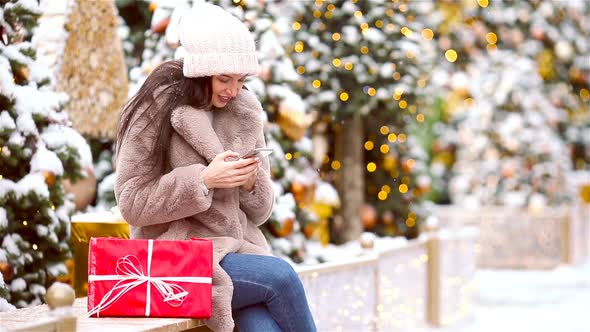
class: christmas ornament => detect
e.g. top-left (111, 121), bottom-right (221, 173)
top-left (360, 204), bottom-right (377, 230)
top-left (152, 17), bottom-right (170, 34)
top-left (46, 282), bottom-right (75, 309)
top-left (291, 181), bottom-right (305, 203)
top-left (581, 184), bottom-right (590, 204)
top-left (303, 222), bottom-right (316, 239)
top-left (43, 171), bottom-right (56, 187)
top-left (62, 166), bottom-right (97, 211)
top-left (269, 218), bottom-right (295, 238)
top-left (149, 2), bottom-right (158, 12)
top-left (277, 106), bottom-right (314, 142)
top-left (0, 262), bottom-right (12, 281)
top-left (382, 210), bottom-right (394, 225)
top-left (17, 66), bottom-right (29, 81)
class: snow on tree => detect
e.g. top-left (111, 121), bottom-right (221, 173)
top-left (0, 0), bottom-right (90, 308)
top-left (290, 0), bottom-right (437, 239)
top-left (447, 51), bottom-right (572, 209)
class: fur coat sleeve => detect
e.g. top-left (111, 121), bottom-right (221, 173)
top-left (114, 104), bottom-right (214, 227)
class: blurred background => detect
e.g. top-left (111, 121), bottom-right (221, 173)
top-left (0, 0), bottom-right (589, 331)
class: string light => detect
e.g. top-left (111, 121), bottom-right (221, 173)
top-left (331, 160), bottom-right (341, 170)
top-left (445, 49), bottom-right (458, 62)
top-left (400, 27), bottom-right (412, 36)
top-left (399, 184), bottom-right (408, 193)
top-left (421, 28), bottom-right (434, 40)
top-left (477, 0), bottom-right (489, 8)
top-left (367, 162), bottom-right (377, 172)
top-left (365, 141), bottom-right (375, 150)
top-left (486, 32), bottom-right (497, 44)
top-left (294, 41), bottom-right (304, 53)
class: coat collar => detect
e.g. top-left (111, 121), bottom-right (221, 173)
top-left (170, 89), bottom-right (263, 162)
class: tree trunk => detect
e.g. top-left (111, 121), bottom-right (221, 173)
top-left (338, 112), bottom-right (364, 242)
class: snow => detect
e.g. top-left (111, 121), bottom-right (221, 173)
top-left (0, 208), bottom-right (6, 229)
top-left (422, 263), bottom-right (590, 332)
top-left (46, 262), bottom-right (67, 277)
top-left (30, 143), bottom-right (64, 176)
top-left (41, 125), bottom-right (93, 168)
top-left (0, 111), bottom-right (15, 130)
top-left (10, 278), bottom-right (26, 292)
top-left (29, 283), bottom-right (46, 296)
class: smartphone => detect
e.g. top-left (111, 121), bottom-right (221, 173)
top-left (240, 148), bottom-right (274, 159)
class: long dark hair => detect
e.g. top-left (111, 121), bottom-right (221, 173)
top-left (115, 59), bottom-right (212, 176)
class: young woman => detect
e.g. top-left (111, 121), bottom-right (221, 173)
top-left (114, 3), bottom-right (316, 332)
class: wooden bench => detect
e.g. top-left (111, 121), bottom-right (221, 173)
top-left (0, 297), bottom-right (210, 332)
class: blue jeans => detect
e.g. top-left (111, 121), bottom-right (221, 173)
top-left (220, 253), bottom-right (317, 332)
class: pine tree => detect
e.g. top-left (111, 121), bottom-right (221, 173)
top-left (290, 0), bottom-right (437, 239)
top-left (0, 0), bottom-right (89, 308)
top-left (448, 51), bottom-right (571, 208)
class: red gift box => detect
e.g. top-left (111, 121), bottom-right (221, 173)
top-left (87, 237), bottom-right (212, 318)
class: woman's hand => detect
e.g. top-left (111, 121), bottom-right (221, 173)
top-left (240, 162), bottom-right (259, 192)
top-left (201, 151), bottom-right (259, 189)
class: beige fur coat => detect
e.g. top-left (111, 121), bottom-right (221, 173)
top-left (115, 89), bottom-right (274, 332)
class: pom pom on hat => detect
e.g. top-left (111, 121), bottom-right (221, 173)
top-left (179, 2), bottom-right (260, 78)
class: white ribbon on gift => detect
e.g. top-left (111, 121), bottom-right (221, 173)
top-left (87, 239), bottom-right (212, 317)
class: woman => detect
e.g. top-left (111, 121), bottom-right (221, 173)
top-left (114, 3), bottom-right (316, 332)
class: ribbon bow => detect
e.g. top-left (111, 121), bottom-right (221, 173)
top-left (87, 240), bottom-right (211, 317)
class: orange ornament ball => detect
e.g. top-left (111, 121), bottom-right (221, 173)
top-left (269, 219), bottom-right (295, 238)
top-left (360, 204), bottom-right (377, 230)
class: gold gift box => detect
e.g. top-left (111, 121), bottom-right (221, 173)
top-left (70, 208), bottom-right (129, 297)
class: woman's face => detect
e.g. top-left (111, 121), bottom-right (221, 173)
top-left (211, 74), bottom-right (247, 108)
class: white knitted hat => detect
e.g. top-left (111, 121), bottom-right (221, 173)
top-left (178, 3), bottom-right (260, 78)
